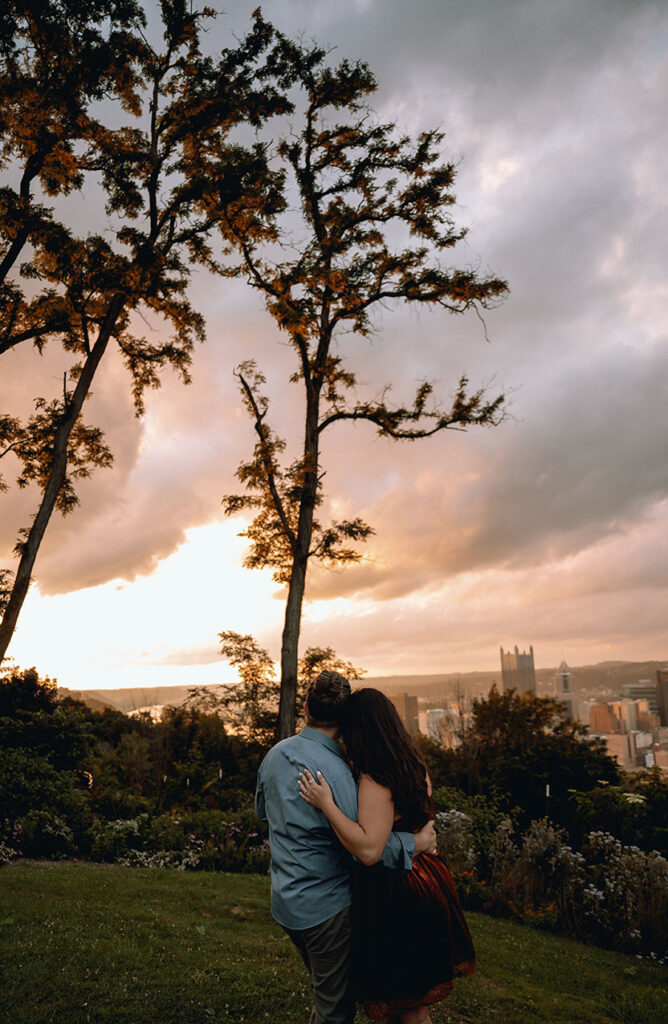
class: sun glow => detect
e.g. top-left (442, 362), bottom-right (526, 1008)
top-left (8, 520), bottom-right (283, 691)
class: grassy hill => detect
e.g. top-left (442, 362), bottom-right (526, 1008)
top-left (1, 863), bottom-right (665, 1024)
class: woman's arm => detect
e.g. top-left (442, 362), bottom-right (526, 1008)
top-left (299, 768), bottom-right (394, 866)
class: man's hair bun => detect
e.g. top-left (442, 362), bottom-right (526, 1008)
top-left (305, 669), bottom-right (351, 725)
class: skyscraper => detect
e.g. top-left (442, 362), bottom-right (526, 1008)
top-left (500, 645), bottom-right (536, 694)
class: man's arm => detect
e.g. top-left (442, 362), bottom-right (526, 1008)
top-left (255, 770), bottom-right (267, 822)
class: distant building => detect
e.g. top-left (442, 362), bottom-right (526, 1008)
top-left (635, 699), bottom-right (661, 734)
top-left (619, 698), bottom-right (638, 733)
top-left (621, 680), bottom-right (659, 716)
top-left (653, 744), bottom-right (668, 770)
top-left (425, 708), bottom-right (447, 743)
top-left (589, 702), bottom-right (617, 733)
top-left (553, 660), bottom-right (575, 722)
top-left (604, 732), bottom-right (636, 769)
top-left (422, 705), bottom-right (466, 749)
top-left (500, 645), bottom-right (536, 694)
top-left (656, 669), bottom-right (668, 726)
top-left (392, 692), bottom-right (419, 738)
top-left (634, 731), bottom-right (653, 750)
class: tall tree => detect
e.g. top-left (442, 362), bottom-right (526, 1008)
top-left (222, 47), bottom-right (509, 739)
top-left (0, 1), bottom-right (293, 660)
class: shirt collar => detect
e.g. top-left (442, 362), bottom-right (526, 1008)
top-left (299, 726), bottom-right (347, 761)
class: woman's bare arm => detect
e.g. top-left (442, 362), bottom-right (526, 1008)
top-left (299, 769), bottom-right (394, 866)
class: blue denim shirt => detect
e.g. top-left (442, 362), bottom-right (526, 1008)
top-left (255, 726), bottom-right (415, 930)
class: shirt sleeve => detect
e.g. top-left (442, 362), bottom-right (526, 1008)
top-left (378, 829), bottom-right (415, 871)
top-left (329, 765), bottom-right (414, 872)
top-left (255, 768), bottom-right (267, 822)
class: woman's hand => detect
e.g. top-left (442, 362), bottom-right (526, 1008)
top-left (299, 768), bottom-right (334, 812)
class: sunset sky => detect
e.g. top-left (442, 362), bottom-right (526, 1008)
top-left (2, 0), bottom-right (667, 691)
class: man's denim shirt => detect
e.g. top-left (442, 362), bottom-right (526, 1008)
top-left (255, 726), bottom-right (415, 930)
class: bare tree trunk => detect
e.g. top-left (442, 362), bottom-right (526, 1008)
top-left (0, 297), bottom-right (123, 663)
top-left (276, 385), bottom-right (321, 740)
top-left (277, 549), bottom-right (308, 739)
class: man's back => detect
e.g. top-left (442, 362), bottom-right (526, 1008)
top-left (256, 727), bottom-right (357, 930)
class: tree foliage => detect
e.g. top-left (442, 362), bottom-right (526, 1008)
top-left (221, 43), bottom-right (509, 737)
top-left (0, 666), bottom-right (94, 824)
top-left (0, 1), bottom-right (296, 661)
top-left (448, 686), bottom-right (620, 828)
top-left (212, 633), bottom-right (365, 743)
top-left (214, 630), bottom-right (279, 745)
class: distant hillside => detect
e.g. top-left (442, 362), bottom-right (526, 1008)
top-left (376, 661), bottom-right (668, 701)
top-left (57, 659), bottom-right (668, 713)
top-left (57, 684), bottom-right (229, 713)
top-left (57, 689), bottom-right (121, 711)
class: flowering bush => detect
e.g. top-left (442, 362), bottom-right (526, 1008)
top-left (117, 848), bottom-right (203, 870)
top-left (89, 816), bottom-right (146, 862)
top-left (434, 809), bottom-right (476, 875)
top-left (438, 806), bottom-right (668, 956)
top-left (86, 808), bottom-right (271, 874)
top-left (432, 786), bottom-right (511, 873)
top-left (580, 831), bottom-right (668, 955)
top-left (0, 819), bottom-right (22, 865)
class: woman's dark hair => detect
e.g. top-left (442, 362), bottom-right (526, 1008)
top-left (305, 669), bottom-right (351, 726)
top-left (340, 688), bottom-right (429, 826)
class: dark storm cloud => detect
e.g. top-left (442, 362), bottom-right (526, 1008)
top-left (308, 338), bottom-right (668, 599)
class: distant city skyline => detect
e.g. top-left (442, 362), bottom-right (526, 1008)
top-left (2, 0), bottom-right (668, 691)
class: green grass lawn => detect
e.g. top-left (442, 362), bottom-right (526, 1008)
top-left (0, 862), bottom-right (665, 1024)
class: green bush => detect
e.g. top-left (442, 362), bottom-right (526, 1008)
top-left (146, 808), bottom-right (270, 874)
top-left (89, 816), bottom-right (146, 862)
top-left (85, 807), bottom-right (270, 874)
top-left (19, 810), bottom-right (76, 860)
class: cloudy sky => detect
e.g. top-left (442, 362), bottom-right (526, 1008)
top-left (3, 0), bottom-right (667, 689)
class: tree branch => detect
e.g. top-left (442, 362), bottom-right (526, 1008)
top-left (237, 370), bottom-right (296, 552)
top-left (318, 406), bottom-right (469, 438)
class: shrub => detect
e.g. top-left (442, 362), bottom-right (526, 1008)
top-left (580, 831), bottom-right (668, 956)
top-left (0, 819), bottom-right (23, 863)
top-left (434, 809), bottom-right (476, 875)
top-left (87, 808), bottom-right (271, 874)
top-left (0, 841), bottom-right (16, 866)
top-left (117, 849), bottom-right (203, 870)
top-left (19, 810), bottom-right (76, 859)
top-left (453, 816), bottom-right (667, 956)
top-left (433, 786), bottom-right (511, 876)
top-left (89, 816), bottom-right (146, 862)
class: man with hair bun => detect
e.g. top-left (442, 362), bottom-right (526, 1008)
top-left (256, 669), bottom-right (437, 1024)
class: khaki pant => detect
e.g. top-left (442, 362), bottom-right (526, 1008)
top-left (284, 906), bottom-right (355, 1024)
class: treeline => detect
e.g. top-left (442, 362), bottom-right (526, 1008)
top-left (0, 667), bottom-right (270, 870)
top-left (2, 667), bottom-right (668, 860)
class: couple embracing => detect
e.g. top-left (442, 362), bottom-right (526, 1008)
top-left (255, 670), bottom-right (476, 1024)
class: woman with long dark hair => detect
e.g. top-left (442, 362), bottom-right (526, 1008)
top-left (299, 688), bottom-right (475, 1024)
